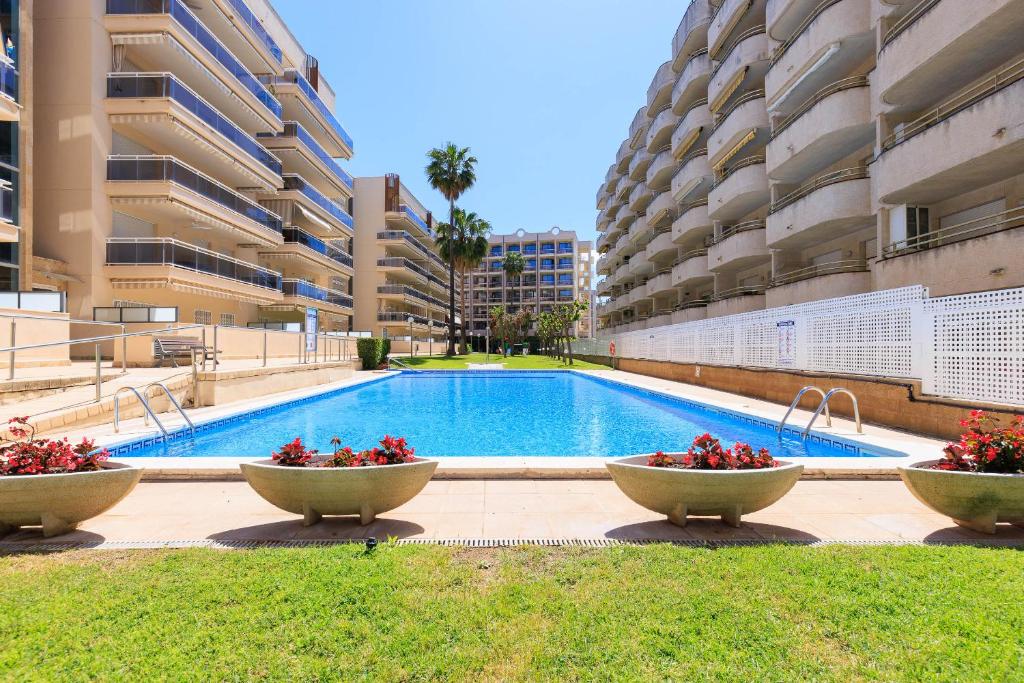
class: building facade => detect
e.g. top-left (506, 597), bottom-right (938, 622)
top-left (596, 0), bottom-right (1024, 332)
top-left (462, 229), bottom-right (592, 336)
top-left (0, 0), bottom-right (28, 297)
top-left (351, 174), bottom-right (454, 350)
top-left (32, 0), bottom-right (355, 330)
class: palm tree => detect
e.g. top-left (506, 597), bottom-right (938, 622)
top-left (502, 251), bottom-right (525, 289)
top-left (435, 208), bottom-right (491, 354)
top-left (426, 143), bottom-right (478, 355)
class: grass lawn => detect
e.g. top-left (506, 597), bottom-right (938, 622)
top-left (2, 545), bottom-right (1023, 681)
top-left (400, 351), bottom-right (608, 370)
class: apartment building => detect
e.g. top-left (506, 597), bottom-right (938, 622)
top-left (596, 0), bottom-right (1024, 332)
top-left (0, 1), bottom-right (28, 298)
top-left (32, 0), bottom-right (355, 331)
top-left (351, 174), bottom-right (454, 350)
top-left (462, 229), bottom-right (593, 335)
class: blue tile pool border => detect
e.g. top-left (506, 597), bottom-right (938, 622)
top-left (104, 370), bottom-right (906, 459)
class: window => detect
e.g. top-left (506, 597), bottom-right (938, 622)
top-left (194, 309), bottom-right (212, 325)
top-left (219, 313), bottom-right (236, 326)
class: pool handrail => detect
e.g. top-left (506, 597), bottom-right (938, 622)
top-left (777, 386), bottom-right (830, 438)
top-left (803, 388), bottom-right (862, 437)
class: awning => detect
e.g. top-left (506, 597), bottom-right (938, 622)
top-left (710, 66), bottom-right (748, 114)
top-left (713, 129), bottom-right (756, 172)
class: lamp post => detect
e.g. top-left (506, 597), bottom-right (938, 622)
top-left (407, 315), bottom-right (414, 357)
top-left (485, 324), bottom-right (490, 363)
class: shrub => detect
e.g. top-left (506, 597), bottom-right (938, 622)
top-left (646, 433), bottom-right (777, 470)
top-left (0, 417), bottom-right (109, 476)
top-left (356, 337), bottom-right (391, 369)
top-left (272, 435), bottom-right (416, 468)
top-left (932, 411), bottom-right (1024, 474)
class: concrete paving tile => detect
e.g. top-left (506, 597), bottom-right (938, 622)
top-left (483, 513), bottom-right (554, 538)
top-left (485, 493), bottom-right (545, 514)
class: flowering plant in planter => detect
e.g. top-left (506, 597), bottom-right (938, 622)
top-left (271, 435), bottom-right (416, 468)
top-left (0, 417), bottom-right (109, 477)
top-left (932, 411), bottom-right (1024, 474)
top-left (647, 433), bottom-right (778, 470)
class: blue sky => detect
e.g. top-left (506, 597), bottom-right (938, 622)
top-left (270, 0), bottom-right (683, 243)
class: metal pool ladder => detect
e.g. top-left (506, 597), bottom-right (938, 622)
top-left (113, 382), bottom-right (195, 436)
top-left (777, 386), bottom-right (831, 438)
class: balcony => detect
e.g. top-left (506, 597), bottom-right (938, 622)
top-left (671, 148), bottom-right (714, 203)
top-left (257, 121), bottom-right (353, 198)
top-left (672, 0), bottom-right (713, 69)
top-left (105, 73), bottom-right (282, 190)
top-left (615, 138), bottom-right (635, 173)
top-left (708, 221), bottom-right (770, 271)
top-left (875, 59), bottom-right (1024, 205)
top-left (877, 0), bottom-right (1024, 113)
top-left (671, 301), bottom-right (709, 324)
top-left (672, 98), bottom-right (712, 159)
top-left (767, 76), bottom-right (871, 182)
top-left (646, 107), bottom-right (680, 153)
top-left (629, 106), bottom-right (650, 150)
top-left (645, 230), bottom-right (677, 262)
top-left (273, 174), bottom-right (354, 233)
top-left (767, 261), bottom-right (870, 307)
top-left (672, 49), bottom-right (712, 115)
top-left (629, 215), bottom-right (652, 245)
top-left (646, 269), bottom-right (676, 298)
top-left (708, 156), bottom-right (769, 221)
top-left (765, 0), bottom-right (873, 110)
top-left (281, 279), bottom-right (353, 313)
top-left (709, 0), bottom-right (767, 58)
top-left (105, 237), bottom-right (283, 303)
top-left (614, 207), bottom-right (638, 234)
top-left (105, 0), bottom-right (282, 131)
top-left (707, 90), bottom-right (768, 168)
top-left (376, 231), bottom-right (448, 273)
top-left (628, 182), bottom-right (654, 214)
top-left (672, 249), bottom-right (713, 287)
top-left (386, 204), bottom-right (433, 238)
top-left (628, 252), bottom-right (655, 278)
top-left (0, 182), bottom-right (16, 242)
top-left (708, 29), bottom-right (770, 114)
top-left (377, 284), bottom-right (446, 311)
top-left (184, 0), bottom-right (283, 75)
top-left (647, 190), bottom-right (678, 228)
top-left (377, 311), bottom-right (432, 328)
top-left (672, 200), bottom-right (712, 246)
top-left (883, 205), bottom-right (1024, 259)
top-left (707, 286), bottom-right (766, 317)
top-left (628, 149), bottom-right (653, 181)
top-left (0, 59), bottom-right (16, 121)
top-left (767, 167), bottom-right (871, 249)
top-left (261, 227), bottom-right (353, 275)
top-left (106, 155), bottom-right (283, 246)
top-left (647, 61), bottom-right (676, 113)
top-left (262, 69), bottom-right (354, 158)
top-left (646, 149), bottom-right (681, 190)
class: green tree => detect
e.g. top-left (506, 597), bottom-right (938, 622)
top-left (489, 305), bottom-right (532, 358)
top-left (552, 298), bottom-right (590, 365)
top-left (502, 251), bottom-right (525, 289)
top-left (435, 208), bottom-right (491, 354)
top-left (426, 143), bottom-right (478, 356)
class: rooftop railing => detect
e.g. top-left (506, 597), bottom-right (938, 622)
top-left (105, 0), bottom-right (282, 118)
top-left (771, 259), bottom-right (868, 286)
top-left (771, 76), bottom-right (869, 139)
top-left (259, 122), bottom-right (353, 189)
top-left (882, 206), bottom-right (1024, 258)
top-left (263, 69), bottom-right (354, 152)
top-left (282, 174), bottom-right (353, 229)
top-left (769, 166), bottom-right (869, 214)
top-left (106, 237), bottom-right (282, 290)
top-left (282, 227), bottom-right (352, 268)
top-left (106, 155), bottom-right (283, 235)
top-left (282, 279), bottom-right (353, 308)
top-left (107, 73), bottom-right (282, 176)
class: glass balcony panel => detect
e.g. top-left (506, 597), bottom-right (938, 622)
top-left (224, 0), bottom-right (283, 63)
top-left (106, 237), bottom-right (282, 290)
top-left (258, 121), bottom-right (352, 189)
top-left (263, 69), bottom-right (353, 152)
top-left (283, 227), bottom-right (353, 267)
top-left (282, 174), bottom-right (353, 229)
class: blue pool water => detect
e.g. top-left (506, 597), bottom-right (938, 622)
top-left (112, 371), bottom-right (897, 459)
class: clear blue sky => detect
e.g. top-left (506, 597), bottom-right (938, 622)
top-left (270, 0), bottom-right (683, 243)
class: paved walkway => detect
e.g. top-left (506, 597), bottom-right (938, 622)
top-left (3, 480), bottom-right (1022, 547)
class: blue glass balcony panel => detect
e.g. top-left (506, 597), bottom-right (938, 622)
top-left (258, 121), bottom-right (353, 190)
top-left (282, 174), bottom-right (353, 229)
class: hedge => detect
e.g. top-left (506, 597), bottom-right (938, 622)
top-left (356, 338), bottom-right (391, 369)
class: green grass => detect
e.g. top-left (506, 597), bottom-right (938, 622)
top-left (2, 545), bottom-right (1023, 681)
top-left (400, 351), bottom-right (608, 370)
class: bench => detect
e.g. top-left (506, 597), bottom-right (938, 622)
top-left (153, 336), bottom-right (215, 368)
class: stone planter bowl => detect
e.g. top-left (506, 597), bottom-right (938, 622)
top-left (0, 463), bottom-right (142, 537)
top-left (606, 455), bottom-right (804, 527)
top-left (899, 460), bottom-right (1024, 534)
top-left (240, 458), bottom-right (438, 526)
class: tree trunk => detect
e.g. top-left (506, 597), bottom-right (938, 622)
top-left (446, 198), bottom-right (457, 356)
top-left (459, 268), bottom-right (468, 355)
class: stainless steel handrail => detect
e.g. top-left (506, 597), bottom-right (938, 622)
top-left (804, 387), bottom-right (862, 437)
top-left (113, 386), bottom-right (169, 436)
top-left (777, 386), bottom-right (831, 437)
top-left (145, 381), bottom-right (195, 433)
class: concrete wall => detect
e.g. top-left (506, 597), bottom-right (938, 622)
top-left (0, 309), bottom-right (71, 368)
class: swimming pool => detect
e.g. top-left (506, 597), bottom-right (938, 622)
top-left (109, 371), bottom-right (901, 459)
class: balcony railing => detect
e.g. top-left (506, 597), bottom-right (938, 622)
top-left (258, 122), bottom-right (353, 189)
top-left (378, 311), bottom-right (431, 326)
top-left (771, 76), bottom-right (869, 139)
top-left (376, 230), bottom-right (447, 270)
top-left (107, 155), bottom-right (283, 235)
top-left (709, 25), bottom-right (766, 82)
top-left (105, 0), bottom-right (282, 118)
top-left (398, 204), bottom-right (432, 237)
top-left (769, 0), bottom-right (844, 67)
top-left (710, 88), bottom-right (765, 133)
top-left (882, 206), bottom-right (1024, 258)
top-left (713, 154), bottom-right (765, 186)
top-left (377, 284), bottom-right (445, 309)
top-left (263, 69), bottom-right (354, 152)
top-left (712, 284), bottom-right (767, 300)
top-left (282, 174), bottom-right (353, 229)
top-left (282, 227), bottom-right (352, 268)
top-left (0, 60), bottom-right (16, 102)
top-left (106, 73), bottom-right (282, 175)
top-left (224, 0), bottom-right (283, 62)
top-left (282, 279), bottom-right (353, 308)
top-left (769, 166), bottom-right (869, 214)
top-left (881, 0), bottom-right (941, 48)
top-left (377, 257), bottom-right (448, 290)
top-left (0, 183), bottom-right (13, 224)
top-left (880, 56), bottom-right (1024, 152)
top-left (106, 237), bottom-right (282, 290)
top-left (772, 259), bottom-right (868, 286)
top-left (714, 219), bottom-right (765, 243)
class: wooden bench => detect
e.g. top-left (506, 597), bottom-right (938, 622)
top-left (153, 336), bottom-right (215, 368)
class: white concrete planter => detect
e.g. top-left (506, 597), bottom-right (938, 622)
top-left (240, 458), bottom-right (438, 526)
top-left (899, 460), bottom-right (1024, 534)
top-left (606, 455), bottom-right (803, 527)
top-left (0, 463), bottom-right (142, 537)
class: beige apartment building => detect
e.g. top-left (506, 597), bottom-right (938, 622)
top-left (351, 174), bottom-right (455, 350)
top-left (30, 0), bottom-right (355, 331)
top-left (461, 229), bottom-right (593, 338)
top-left (596, 0), bottom-right (1024, 332)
